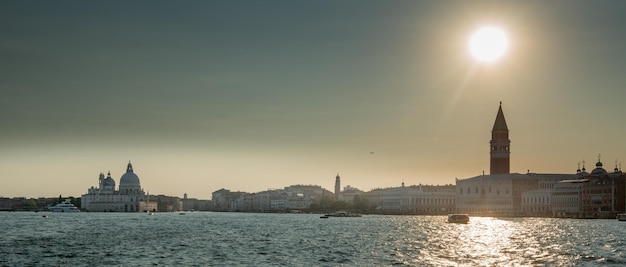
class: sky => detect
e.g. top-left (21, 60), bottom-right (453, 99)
top-left (2, 1), bottom-right (626, 199)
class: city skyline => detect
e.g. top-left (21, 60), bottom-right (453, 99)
top-left (2, 1), bottom-right (626, 199)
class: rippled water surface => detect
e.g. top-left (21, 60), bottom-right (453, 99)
top-left (1, 212), bottom-right (626, 266)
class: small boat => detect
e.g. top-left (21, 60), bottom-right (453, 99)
top-left (617, 214), bottom-right (626, 221)
top-left (48, 199), bottom-right (80, 212)
top-left (320, 215), bottom-right (329, 219)
top-left (448, 214), bottom-right (469, 224)
top-left (325, 211), bottom-right (362, 217)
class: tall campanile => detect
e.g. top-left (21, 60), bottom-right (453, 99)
top-left (334, 173), bottom-right (341, 200)
top-left (490, 102), bottom-right (510, 174)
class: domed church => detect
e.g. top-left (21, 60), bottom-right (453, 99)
top-left (82, 161), bottom-right (157, 212)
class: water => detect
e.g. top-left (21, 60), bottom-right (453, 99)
top-left (1, 212), bottom-right (626, 266)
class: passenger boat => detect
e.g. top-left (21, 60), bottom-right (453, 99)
top-left (616, 214), bottom-right (626, 221)
top-left (324, 211), bottom-right (362, 217)
top-left (48, 199), bottom-right (80, 212)
top-left (447, 214), bottom-right (469, 224)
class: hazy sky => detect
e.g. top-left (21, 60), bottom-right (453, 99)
top-left (2, 1), bottom-right (626, 199)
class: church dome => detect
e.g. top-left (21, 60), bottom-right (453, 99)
top-left (103, 172), bottom-right (116, 187)
top-left (104, 177), bottom-right (115, 187)
top-left (591, 161), bottom-right (608, 175)
top-left (119, 162), bottom-right (140, 186)
top-left (120, 172), bottom-right (140, 185)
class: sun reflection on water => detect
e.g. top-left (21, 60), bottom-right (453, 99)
top-left (423, 216), bottom-right (612, 266)
top-left (456, 217), bottom-right (517, 265)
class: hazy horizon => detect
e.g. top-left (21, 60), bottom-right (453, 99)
top-left (3, 1), bottom-right (626, 199)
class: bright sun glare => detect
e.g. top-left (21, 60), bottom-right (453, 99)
top-left (469, 26), bottom-right (508, 62)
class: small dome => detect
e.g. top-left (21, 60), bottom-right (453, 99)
top-left (596, 161), bottom-right (603, 168)
top-left (103, 172), bottom-right (116, 187)
top-left (103, 177), bottom-right (116, 187)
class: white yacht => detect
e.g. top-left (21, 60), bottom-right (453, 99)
top-left (48, 199), bottom-right (80, 212)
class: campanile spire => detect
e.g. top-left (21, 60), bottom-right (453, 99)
top-left (490, 102), bottom-right (510, 174)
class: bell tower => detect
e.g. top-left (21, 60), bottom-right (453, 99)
top-left (334, 173), bottom-right (341, 200)
top-left (490, 102), bottom-right (510, 174)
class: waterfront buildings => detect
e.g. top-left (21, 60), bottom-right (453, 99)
top-left (181, 193), bottom-right (212, 211)
top-left (456, 172), bottom-right (577, 215)
top-left (0, 197), bottom-right (60, 211)
top-left (525, 162), bottom-right (626, 218)
top-left (338, 185), bottom-right (363, 204)
top-left (455, 104), bottom-right (625, 217)
top-left (81, 162), bottom-right (157, 212)
top-left (65, 104), bottom-right (624, 217)
top-left (551, 179), bottom-right (586, 217)
top-left (362, 183), bottom-right (456, 215)
top-left (151, 194), bottom-right (184, 212)
top-left (206, 103), bottom-right (626, 217)
top-left (212, 185), bottom-right (333, 212)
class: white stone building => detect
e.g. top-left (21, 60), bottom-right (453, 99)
top-left (551, 179), bottom-right (586, 218)
top-left (362, 183), bottom-right (456, 215)
top-left (457, 173), bottom-right (578, 215)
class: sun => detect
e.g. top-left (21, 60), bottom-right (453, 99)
top-left (469, 26), bottom-right (508, 62)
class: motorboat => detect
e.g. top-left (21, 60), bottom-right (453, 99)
top-left (48, 199), bottom-right (80, 212)
top-left (447, 214), bottom-right (469, 224)
top-left (617, 214), bottom-right (626, 221)
top-left (324, 211), bottom-right (362, 217)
